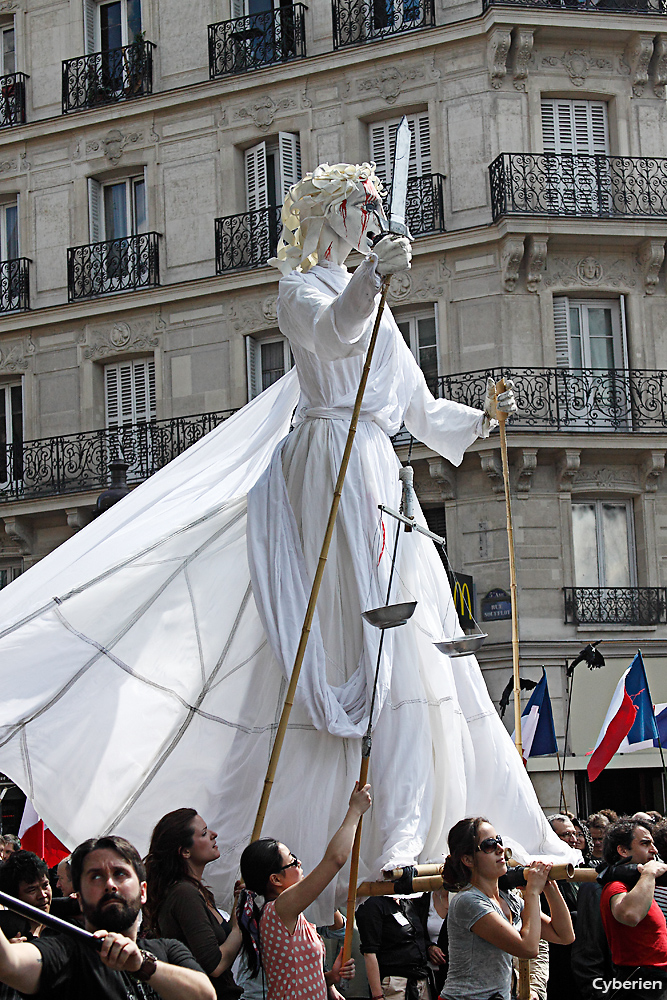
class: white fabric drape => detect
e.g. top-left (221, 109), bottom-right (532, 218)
top-left (0, 259), bottom-right (573, 923)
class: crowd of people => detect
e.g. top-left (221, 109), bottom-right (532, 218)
top-left (0, 802), bottom-right (663, 999)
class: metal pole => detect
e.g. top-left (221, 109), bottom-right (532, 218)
top-left (251, 279), bottom-right (391, 842)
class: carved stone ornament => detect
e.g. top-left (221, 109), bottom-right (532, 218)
top-left (479, 449), bottom-right (504, 495)
top-left (526, 236), bottom-right (548, 293)
top-left (428, 457), bottom-right (456, 501)
top-left (544, 254), bottom-right (638, 291)
top-left (86, 129), bottom-right (143, 164)
top-left (541, 50), bottom-right (612, 87)
top-left (625, 34), bottom-right (654, 97)
top-left (638, 238), bottom-right (666, 294)
top-left (641, 450), bottom-right (666, 492)
top-left (82, 321), bottom-right (159, 360)
top-left (557, 449), bottom-right (581, 492)
top-left (262, 296), bottom-right (278, 323)
top-left (653, 35), bottom-right (667, 98)
top-left (571, 466), bottom-right (639, 492)
top-left (234, 96), bottom-right (296, 131)
top-left (2, 516), bottom-right (33, 555)
top-left (513, 29), bottom-right (534, 92)
top-left (356, 65), bottom-right (424, 104)
top-left (229, 294), bottom-right (279, 334)
top-left (388, 264), bottom-right (445, 304)
top-left (66, 507), bottom-right (94, 532)
top-left (501, 236), bottom-right (525, 292)
top-left (516, 448), bottom-right (537, 495)
top-left (488, 28), bottom-right (511, 89)
top-left (0, 336), bottom-right (35, 373)
top-left (0, 160), bottom-right (16, 174)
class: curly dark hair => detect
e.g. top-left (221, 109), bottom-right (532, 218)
top-left (143, 809), bottom-right (215, 935)
top-left (572, 817), bottom-right (594, 862)
top-left (0, 850), bottom-right (48, 898)
top-left (602, 820), bottom-right (651, 866)
top-left (441, 817), bottom-right (489, 890)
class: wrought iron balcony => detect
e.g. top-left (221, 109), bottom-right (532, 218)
top-left (62, 39), bottom-right (155, 114)
top-left (483, 0), bottom-right (664, 11)
top-left (564, 587), bottom-right (667, 626)
top-left (387, 174), bottom-right (446, 236)
top-left (0, 74), bottom-right (28, 128)
top-left (208, 5), bottom-right (306, 77)
top-left (67, 233), bottom-right (160, 301)
top-left (490, 153), bottom-right (667, 221)
top-left (215, 207), bottom-right (282, 273)
top-left (0, 259), bottom-right (29, 312)
top-left (436, 367), bottom-right (667, 433)
top-left (0, 409), bottom-right (237, 504)
top-left (332, 0), bottom-right (435, 48)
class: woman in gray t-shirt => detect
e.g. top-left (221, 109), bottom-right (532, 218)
top-left (439, 818), bottom-right (574, 1000)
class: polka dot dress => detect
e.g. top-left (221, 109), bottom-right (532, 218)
top-left (260, 900), bottom-right (328, 1000)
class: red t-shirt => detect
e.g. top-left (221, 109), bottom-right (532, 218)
top-left (601, 880), bottom-right (667, 968)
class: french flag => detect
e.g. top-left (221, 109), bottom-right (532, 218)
top-left (512, 669), bottom-right (558, 763)
top-left (18, 800), bottom-right (69, 868)
top-left (588, 652), bottom-right (656, 782)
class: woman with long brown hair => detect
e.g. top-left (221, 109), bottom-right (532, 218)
top-left (440, 817), bottom-right (574, 1000)
top-left (144, 808), bottom-right (242, 1000)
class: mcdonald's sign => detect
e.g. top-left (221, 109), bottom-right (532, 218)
top-left (448, 571), bottom-right (475, 630)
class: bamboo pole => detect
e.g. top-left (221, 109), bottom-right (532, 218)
top-left (355, 866), bottom-right (597, 895)
top-left (385, 863), bottom-right (443, 879)
top-left (341, 756), bottom-right (370, 962)
top-left (496, 377), bottom-right (522, 760)
top-left (251, 279), bottom-right (390, 843)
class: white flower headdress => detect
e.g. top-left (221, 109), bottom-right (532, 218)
top-left (268, 162), bottom-right (385, 276)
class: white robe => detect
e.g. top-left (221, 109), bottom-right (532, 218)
top-left (0, 259), bottom-right (572, 922)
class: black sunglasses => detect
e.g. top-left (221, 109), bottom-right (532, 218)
top-left (280, 854), bottom-right (301, 871)
top-left (476, 835), bottom-right (503, 854)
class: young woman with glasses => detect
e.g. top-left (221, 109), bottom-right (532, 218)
top-left (237, 782), bottom-right (371, 1000)
top-left (439, 817), bottom-right (574, 1000)
top-left (144, 809), bottom-right (243, 1000)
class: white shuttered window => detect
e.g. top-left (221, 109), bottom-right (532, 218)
top-left (369, 114), bottom-right (431, 184)
top-left (246, 336), bottom-right (293, 400)
top-left (245, 134), bottom-right (301, 210)
top-left (552, 297), bottom-right (626, 369)
top-left (105, 358), bottom-right (156, 427)
top-left (541, 100), bottom-right (609, 154)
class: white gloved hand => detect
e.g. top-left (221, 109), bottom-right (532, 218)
top-left (484, 377), bottom-right (518, 420)
top-left (371, 234), bottom-right (412, 277)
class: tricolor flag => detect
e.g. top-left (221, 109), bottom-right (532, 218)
top-left (588, 652), bottom-right (656, 782)
top-left (512, 669), bottom-right (558, 763)
top-left (619, 700), bottom-right (667, 753)
top-left (18, 800), bottom-right (69, 868)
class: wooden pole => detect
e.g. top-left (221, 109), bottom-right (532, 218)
top-left (341, 756), bottom-right (370, 962)
top-left (495, 378), bottom-right (522, 759)
top-left (355, 866), bottom-right (597, 895)
top-left (251, 279), bottom-right (390, 843)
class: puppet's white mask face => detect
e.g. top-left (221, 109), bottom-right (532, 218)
top-left (324, 179), bottom-right (386, 255)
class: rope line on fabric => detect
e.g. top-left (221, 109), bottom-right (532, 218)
top-left (251, 277), bottom-right (391, 843)
top-left (342, 494), bottom-right (404, 964)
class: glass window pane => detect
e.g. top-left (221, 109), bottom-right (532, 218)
top-left (100, 2), bottom-right (123, 51)
top-left (572, 503), bottom-right (599, 587)
top-left (601, 502), bottom-right (631, 587)
top-left (2, 29), bottom-right (15, 76)
top-left (104, 183), bottom-right (128, 240)
top-left (397, 321), bottom-right (411, 350)
top-left (569, 307), bottom-right (582, 369)
top-left (417, 316), bottom-right (437, 348)
top-left (0, 387), bottom-right (6, 482)
top-left (127, 0), bottom-right (142, 41)
top-left (5, 205), bottom-right (17, 261)
top-left (261, 341), bottom-right (285, 390)
top-left (133, 179), bottom-right (146, 234)
top-left (587, 308), bottom-right (615, 369)
top-left (10, 384), bottom-right (21, 447)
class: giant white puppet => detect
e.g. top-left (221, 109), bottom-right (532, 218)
top-left (0, 162), bottom-right (573, 920)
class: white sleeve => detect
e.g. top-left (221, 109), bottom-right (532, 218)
top-left (403, 359), bottom-right (486, 467)
top-left (277, 258), bottom-right (382, 362)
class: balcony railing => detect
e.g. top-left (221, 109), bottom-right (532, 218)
top-left (208, 5), bottom-right (306, 77)
top-left (0, 259), bottom-right (29, 312)
top-left (386, 174), bottom-right (446, 235)
top-left (332, 0), bottom-right (435, 48)
top-left (435, 367), bottom-right (667, 433)
top-left (564, 587), bottom-right (667, 626)
top-left (483, 0), bottom-right (665, 11)
top-left (62, 39), bottom-right (155, 114)
top-left (0, 410), bottom-right (238, 503)
top-left (490, 153), bottom-right (667, 221)
top-left (0, 74), bottom-right (28, 128)
top-left (67, 233), bottom-right (160, 301)
top-left (215, 207), bottom-right (282, 273)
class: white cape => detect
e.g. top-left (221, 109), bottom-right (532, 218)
top-left (0, 260), bottom-right (572, 920)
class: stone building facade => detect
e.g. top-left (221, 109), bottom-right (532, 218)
top-left (0, 0), bottom-right (667, 818)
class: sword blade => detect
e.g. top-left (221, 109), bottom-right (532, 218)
top-left (389, 116), bottom-right (412, 236)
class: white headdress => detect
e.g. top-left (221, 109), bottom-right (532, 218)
top-left (268, 162), bottom-right (385, 276)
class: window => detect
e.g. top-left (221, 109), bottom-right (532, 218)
top-left (88, 175), bottom-right (146, 243)
top-left (83, 0), bottom-right (142, 54)
top-left (553, 297), bottom-right (626, 370)
top-left (0, 201), bottom-right (18, 262)
top-left (541, 100), bottom-right (610, 214)
top-left (571, 501), bottom-right (635, 589)
top-left (0, 381), bottom-right (22, 484)
top-left (542, 100), bottom-right (609, 155)
top-left (245, 134), bottom-right (301, 211)
top-left (369, 114), bottom-right (431, 184)
top-left (246, 335), bottom-right (293, 399)
top-left (0, 564), bottom-right (21, 590)
top-left (397, 310), bottom-right (438, 391)
top-left (0, 24), bottom-right (15, 76)
top-left (105, 358), bottom-right (155, 428)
